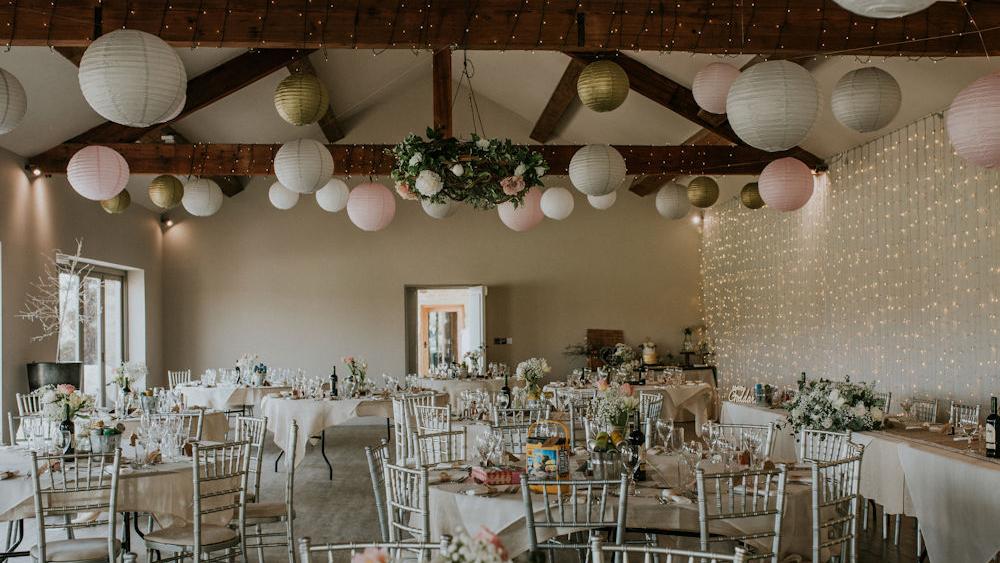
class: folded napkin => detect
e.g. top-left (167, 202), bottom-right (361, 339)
top-left (463, 484), bottom-right (520, 496)
top-left (0, 470), bottom-right (18, 480)
top-left (658, 489), bottom-right (693, 505)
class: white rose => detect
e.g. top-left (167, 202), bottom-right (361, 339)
top-left (822, 417), bottom-right (833, 429)
top-left (42, 390), bottom-right (57, 403)
top-left (853, 403), bottom-right (868, 418)
top-left (476, 138), bottom-right (490, 150)
top-left (535, 166), bottom-right (546, 178)
top-left (414, 170), bottom-right (443, 196)
top-left (408, 153), bottom-right (423, 166)
top-left (450, 164), bottom-right (464, 177)
top-left (514, 163), bottom-right (527, 176)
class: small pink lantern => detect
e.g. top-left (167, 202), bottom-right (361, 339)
top-left (946, 72), bottom-right (1000, 168)
top-left (498, 186), bottom-right (544, 232)
top-left (347, 182), bottom-right (396, 231)
top-left (67, 145), bottom-right (129, 201)
top-left (693, 62), bottom-right (741, 115)
top-left (759, 157), bottom-right (814, 212)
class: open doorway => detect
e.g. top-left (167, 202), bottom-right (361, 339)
top-left (405, 286), bottom-right (486, 375)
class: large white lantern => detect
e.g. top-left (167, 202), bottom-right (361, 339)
top-left (655, 182), bottom-right (690, 219)
top-left (182, 178), bottom-right (224, 217)
top-left (831, 67), bottom-right (901, 133)
top-left (268, 181), bottom-right (300, 210)
top-left (315, 178), bottom-right (350, 212)
top-left (726, 60), bottom-right (819, 152)
top-left (273, 138), bottom-right (334, 194)
top-left (832, 0), bottom-right (935, 18)
top-left (946, 72), bottom-right (1000, 169)
top-left (693, 62), bottom-right (740, 114)
top-left (67, 145), bottom-right (129, 201)
top-left (0, 68), bottom-right (26, 134)
top-left (79, 29), bottom-right (187, 127)
top-left (422, 199), bottom-right (457, 219)
top-left (569, 145), bottom-right (627, 196)
top-left (498, 187), bottom-right (544, 232)
top-left (347, 182), bottom-right (396, 231)
top-left (759, 157), bottom-right (814, 212)
top-left (587, 192), bottom-right (616, 210)
top-left (540, 187), bottom-right (574, 220)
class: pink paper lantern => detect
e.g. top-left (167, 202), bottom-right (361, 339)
top-left (67, 145), bottom-right (129, 201)
top-left (759, 157), bottom-right (814, 212)
top-left (946, 72), bottom-right (1000, 168)
top-left (498, 186), bottom-right (544, 232)
top-left (347, 182), bottom-right (396, 231)
top-left (693, 62), bottom-right (741, 114)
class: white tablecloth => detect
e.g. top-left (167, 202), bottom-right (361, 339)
top-left (635, 383), bottom-right (714, 432)
top-left (177, 384), bottom-right (289, 411)
top-left (719, 401), bottom-right (798, 463)
top-left (413, 378), bottom-right (506, 410)
top-left (120, 411), bottom-right (229, 442)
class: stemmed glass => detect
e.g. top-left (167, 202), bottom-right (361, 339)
top-left (655, 420), bottom-right (674, 452)
top-left (743, 434), bottom-right (763, 469)
top-left (619, 442), bottom-right (641, 496)
top-left (899, 398), bottom-right (914, 421)
top-left (475, 432), bottom-right (495, 466)
top-left (960, 421), bottom-right (980, 451)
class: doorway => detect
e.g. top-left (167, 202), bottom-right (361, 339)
top-left (405, 286), bottom-right (486, 376)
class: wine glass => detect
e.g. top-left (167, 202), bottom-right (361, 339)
top-left (655, 420), bottom-right (674, 452)
top-left (743, 433), bottom-right (763, 469)
top-left (899, 398), bottom-right (914, 421)
top-left (619, 442), bottom-right (641, 496)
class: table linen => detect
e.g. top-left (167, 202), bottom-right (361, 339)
top-left (413, 378), bottom-right (506, 410)
top-left (177, 384), bottom-right (289, 411)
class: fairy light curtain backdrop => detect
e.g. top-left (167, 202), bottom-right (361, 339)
top-left (701, 114), bottom-right (999, 407)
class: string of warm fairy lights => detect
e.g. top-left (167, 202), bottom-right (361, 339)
top-left (701, 114), bottom-right (999, 408)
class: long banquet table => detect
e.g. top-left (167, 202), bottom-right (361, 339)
top-left (720, 399), bottom-right (1000, 561)
top-left (176, 383), bottom-right (290, 411)
top-left (545, 382), bottom-right (715, 433)
top-left (412, 377), bottom-right (507, 410)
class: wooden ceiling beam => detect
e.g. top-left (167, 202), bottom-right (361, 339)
top-left (28, 143), bottom-right (816, 177)
top-left (433, 49), bottom-right (453, 137)
top-left (286, 57), bottom-right (345, 143)
top-left (4, 1), bottom-right (996, 56)
top-left (530, 58), bottom-right (588, 143)
top-left (628, 129), bottom-right (733, 196)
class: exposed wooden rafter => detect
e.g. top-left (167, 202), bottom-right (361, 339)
top-left (286, 57), bottom-right (345, 143)
top-left (629, 130), bottom-right (733, 196)
top-left (433, 49), bottom-right (453, 137)
top-left (530, 58), bottom-right (588, 143)
top-left (4, 1), bottom-right (996, 56)
top-left (28, 143), bottom-right (817, 177)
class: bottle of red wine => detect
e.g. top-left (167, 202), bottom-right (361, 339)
top-left (329, 366), bottom-right (338, 397)
top-left (986, 396), bottom-right (998, 458)
top-left (627, 411), bottom-right (647, 480)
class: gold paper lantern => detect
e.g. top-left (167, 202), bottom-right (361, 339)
top-left (274, 73), bottom-right (329, 126)
top-left (740, 182), bottom-right (765, 209)
top-left (577, 61), bottom-right (629, 112)
top-left (100, 189), bottom-right (131, 214)
top-left (148, 175), bottom-right (184, 209)
top-left (687, 176), bottom-right (719, 208)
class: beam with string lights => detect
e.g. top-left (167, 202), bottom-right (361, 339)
top-left (2, 0), bottom-right (996, 56)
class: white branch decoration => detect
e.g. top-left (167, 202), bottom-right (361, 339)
top-left (17, 239), bottom-right (101, 343)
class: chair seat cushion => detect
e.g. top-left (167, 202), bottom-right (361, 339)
top-left (30, 538), bottom-right (121, 562)
top-left (245, 501), bottom-right (288, 520)
top-left (145, 524), bottom-right (238, 547)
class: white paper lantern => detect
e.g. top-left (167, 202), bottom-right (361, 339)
top-left (498, 187), bottom-right (544, 232)
top-left (758, 157), bottom-right (814, 212)
top-left (655, 182), bottom-right (690, 219)
top-left (274, 138), bottom-right (334, 194)
top-left (540, 187), bottom-right (575, 220)
top-left (569, 145), bottom-right (627, 196)
top-left (422, 199), bottom-right (457, 219)
top-left (946, 72), bottom-right (1000, 168)
top-left (832, 0), bottom-right (935, 18)
top-left (693, 63), bottom-right (740, 115)
top-left (0, 68), bottom-right (26, 134)
top-left (66, 145), bottom-right (129, 201)
top-left (182, 178), bottom-right (224, 217)
top-left (347, 182), bottom-right (396, 231)
top-left (831, 67), bottom-right (901, 133)
top-left (268, 181), bottom-right (299, 210)
top-left (315, 178), bottom-right (350, 212)
top-left (79, 29), bottom-right (187, 127)
top-left (726, 60), bottom-right (819, 152)
top-left (588, 192), bottom-right (617, 210)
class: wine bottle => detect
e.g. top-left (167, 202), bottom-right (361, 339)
top-left (986, 396), bottom-right (998, 458)
top-left (499, 371), bottom-right (512, 407)
top-left (628, 411), bottom-right (645, 447)
top-left (329, 366), bottom-right (338, 398)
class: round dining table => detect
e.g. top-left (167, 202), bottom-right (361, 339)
top-left (176, 383), bottom-right (290, 412)
top-left (412, 377), bottom-right (507, 410)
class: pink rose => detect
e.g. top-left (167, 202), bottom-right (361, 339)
top-left (620, 383), bottom-right (634, 396)
top-left (350, 547), bottom-right (388, 563)
top-left (56, 384), bottom-right (76, 394)
top-left (394, 182), bottom-right (419, 201)
top-left (343, 356), bottom-right (354, 365)
top-left (475, 527), bottom-right (509, 560)
top-left (596, 379), bottom-right (610, 391)
top-left (500, 175), bottom-right (526, 196)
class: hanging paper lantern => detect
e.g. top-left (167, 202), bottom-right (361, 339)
top-left (577, 60), bottom-right (629, 112)
top-left (946, 72), bottom-right (1000, 168)
top-left (693, 63), bottom-right (740, 115)
top-left (740, 182), bottom-right (765, 209)
top-left (164, 94), bottom-right (186, 122)
top-left (268, 181), bottom-right (300, 210)
top-left (498, 187), bottom-right (544, 232)
top-left (655, 182), bottom-right (690, 219)
top-left (78, 29), bottom-right (187, 127)
top-left (832, 0), bottom-right (935, 18)
top-left (831, 67), bottom-right (901, 133)
top-left (182, 178), bottom-right (224, 217)
top-left (0, 68), bottom-right (26, 134)
top-left (100, 190), bottom-right (131, 214)
top-left (569, 145), bottom-right (627, 196)
top-left (587, 192), bottom-right (617, 210)
top-left (687, 176), bottom-right (719, 208)
top-left (422, 199), bottom-right (457, 219)
top-left (273, 138), bottom-right (334, 194)
top-left (315, 178), bottom-right (350, 212)
top-left (726, 60), bottom-right (819, 152)
top-left (147, 175), bottom-right (184, 209)
top-left (540, 187), bottom-right (574, 220)
top-left (759, 157), bottom-right (814, 212)
top-left (347, 182), bottom-right (396, 231)
top-left (274, 73), bottom-right (329, 126)
top-left (67, 145), bottom-right (129, 201)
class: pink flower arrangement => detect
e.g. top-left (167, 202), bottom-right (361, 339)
top-left (596, 379), bottom-right (610, 392)
top-left (620, 383), bottom-right (634, 397)
top-left (350, 547), bottom-right (388, 563)
top-left (475, 527), bottom-right (509, 561)
top-left (394, 181), bottom-right (419, 200)
top-left (56, 384), bottom-right (76, 394)
top-left (500, 175), bottom-right (526, 196)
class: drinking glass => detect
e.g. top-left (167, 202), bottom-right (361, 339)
top-left (655, 419), bottom-right (675, 451)
top-left (743, 434), bottom-right (763, 469)
top-left (619, 443), bottom-right (641, 495)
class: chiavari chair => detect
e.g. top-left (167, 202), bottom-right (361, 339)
top-left (910, 398), bottom-right (938, 423)
top-left (383, 463), bottom-right (430, 545)
top-left (808, 443), bottom-right (864, 563)
top-left (490, 422), bottom-right (532, 456)
top-left (713, 423), bottom-right (777, 460)
top-left (234, 416), bottom-right (268, 502)
top-left (414, 428), bottom-right (467, 467)
top-left (297, 537), bottom-right (452, 563)
top-left (167, 370), bottom-right (192, 390)
top-left (364, 439), bottom-right (392, 541)
top-left (590, 537), bottom-right (748, 563)
top-left (521, 474), bottom-right (629, 556)
top-left (492, 406), bottom-right (550, 425)
top-left (799, 429), bottom-right (853, 463)
top-left (16, 391), bottom-right (44, 416)
top-left (695, 465), bottom-right (788, 563)
top-left (242, 421), bottom-right (297, 563)
top-left (638, 392), bottom-right (664, 425)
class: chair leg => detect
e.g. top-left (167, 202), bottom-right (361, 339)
top-left (862, 499), bottom-right (869, 530)
top-left (255, 524), bottom-right (264, 563)
top-left (893, 514), bottom-right (901, 545)
top-left (882, 511), bottom-right (889, 541)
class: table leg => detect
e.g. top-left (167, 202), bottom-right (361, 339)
top-left (385, 418), bottom-right (391, 442)
top-left (0, 520), bottom-right (26, 562)
top-left (320, 430), bottom-right (333, 480)
top-left (122, 512), bottom-right (132, 553)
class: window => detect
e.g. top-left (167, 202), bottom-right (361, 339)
top-left (57, 265), bottom-right (126, 405)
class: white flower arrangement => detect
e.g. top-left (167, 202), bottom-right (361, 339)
top-left (515, 357), bottom-right (550, 390)
top-left (236, 353), bottom-right (260, 375)
top-left (434, 527), bottom-right (509, 563)
top-left (604, 343), bottom-right (640, 373)
top-left (782, 377), bottom-right (886, 434)
top-left (593, 381), bottom-right (639, 428)
top-left (40, 384), bottom-right (93, 422)
top-left (415, 169), bottom-right (444, 196)
top-left (111, 361), bottom-right (147, 391)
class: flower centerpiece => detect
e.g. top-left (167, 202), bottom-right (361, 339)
top-left (391, 128), bottom-right (549, 210)
top-left (351, 527), bottom-right (508, 563)
top-left (781, 377), bottom-right (887, 434)
top-left (41, 384), bottom-right (93, 453)
top-left (602, 343), bottom-right (640, 379)
top-left (235, 353), bottom-right (260, 384)
top-left (343, 356), bottom-right (369, 397)
top-left (593, 380), bottom-right (639, 432)
top-left (515, 357), bottom-right (550, 400)
top-left (463, 346), bottom-right (485, 377)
